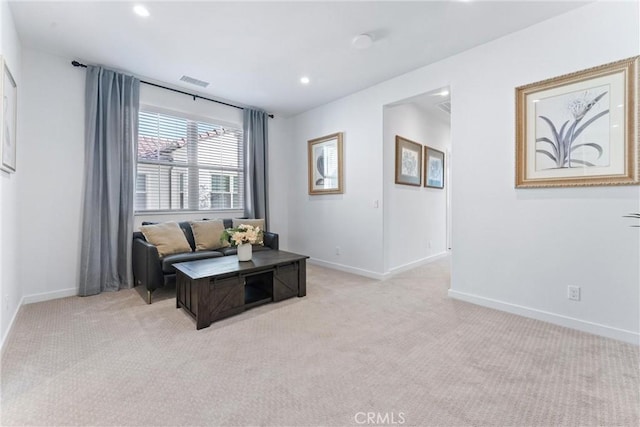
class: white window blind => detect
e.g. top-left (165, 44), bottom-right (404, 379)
top-left (135, 109), bottom-right (244, 212)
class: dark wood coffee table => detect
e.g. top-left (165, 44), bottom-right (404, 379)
top-left (174, 250), bottom-right (309, 329)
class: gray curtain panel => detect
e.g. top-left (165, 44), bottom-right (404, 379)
top-left (79, 66), bottom-right (140, 296)
top-left (243, 109), bottom-right (269, 227)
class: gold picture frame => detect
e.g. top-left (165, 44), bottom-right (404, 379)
top-left (395, 136), bottom-right (422, 186)
top-left (1, 56), bottom-right (17, 173)
top-left (308, 132), bottom-right (344, 195)
top-left (515, 56), bottom-right (638, 188)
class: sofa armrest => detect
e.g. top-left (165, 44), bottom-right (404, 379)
top-left (263, 231), bottom-right (279, 250)
top-left (132, 238), bottom-right (164, 293)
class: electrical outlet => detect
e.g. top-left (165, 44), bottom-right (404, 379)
top-left (373, 200), bottom-right (379, 208)
top-left (335, 246), bottom-right (340, 255)
top-left (568, 286), bottom-right (581, 301)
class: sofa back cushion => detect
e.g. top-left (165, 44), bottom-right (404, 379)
top-left (203, 218), bottom-right (234, 229)
top-left (190, 219), bottom-right (230, 251)
top-left (139, 222), bottom-right (192, 257)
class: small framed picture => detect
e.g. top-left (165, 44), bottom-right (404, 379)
top-left (516, 56), bottom-right (638, 188)
top-left (424, 146), bottom-right (445, 189)
top-left (1, 56), bottom-right (17, 173)
top-left (308, 132), bottom-right (344, 195)
top-left (395, 136), bottom-right (422, 186)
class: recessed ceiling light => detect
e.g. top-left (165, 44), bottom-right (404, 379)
top-left (133, 5), bottom-right (150, 17)
top-left (440, 90), bottom-right (450, 97)
top-left (352, 34), bottom-right (373, 50)
top-left (300, 76), bottom-right (310, 85)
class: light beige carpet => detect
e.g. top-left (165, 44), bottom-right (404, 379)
top-left (1, 259), bottom-right (638, 426)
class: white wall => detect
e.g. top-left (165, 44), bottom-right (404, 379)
top-left (447, 2), bottom-right (640, 344)
top-left (287, 92), bottom-right (386, 277)
top-left (383, 102), bottom-right (450, 273)
top-left (17, 49), bottom-right (84, 303)
top-left (1, 0), bottom-right (22, 348)
top-left (282, 1), bottom-right (639, 343)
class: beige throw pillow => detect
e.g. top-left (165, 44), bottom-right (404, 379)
top-left (190, 220), bottom-right (229, 251)
top-left (140, 222), bottom-right (192, 257)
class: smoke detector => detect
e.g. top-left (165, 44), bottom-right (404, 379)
top-left (352, 34), bottom-right (373, 49)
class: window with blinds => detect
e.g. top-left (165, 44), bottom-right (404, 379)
top-left (135, 109), bottom-right (244, 212)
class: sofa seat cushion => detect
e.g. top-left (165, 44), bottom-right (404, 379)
top-left (217, 245), bottom-right (272, 256)
top-left (161, 251), bottom-right (224, 273)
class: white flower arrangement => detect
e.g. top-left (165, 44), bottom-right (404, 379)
top-left (221, 224), bottom-right (264, 246)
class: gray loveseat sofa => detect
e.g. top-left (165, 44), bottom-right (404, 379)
top-left (132, 219), bottom-right (278, 303)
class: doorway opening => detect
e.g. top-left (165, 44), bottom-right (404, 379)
top-left (382, 86), bottom-right (452, 275)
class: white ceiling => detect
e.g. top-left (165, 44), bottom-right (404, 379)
top-left (9, 1), bottom-right (588, 117)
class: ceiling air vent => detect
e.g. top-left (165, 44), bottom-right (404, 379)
top-left (180, 75), bottom-right (210, 88)
top-left (437, 100), bottom-right (451, 114)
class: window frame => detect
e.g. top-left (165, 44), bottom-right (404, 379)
top-left (134, 105), bottom-right (245, 215)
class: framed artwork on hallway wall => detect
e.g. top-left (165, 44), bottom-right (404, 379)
top-left (515, 56), bottom-right (639, 188)
top-left (308, 132), bottom-right (344, 195)
top-left (1, 56), bottom-right (17, 173)
top-left (395, 135), bottom-right (422, 186)
top-left (424, 146), bottom-right (445, 189)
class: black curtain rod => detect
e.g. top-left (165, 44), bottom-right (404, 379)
top-left (71, 60), bottom-right (273, 118)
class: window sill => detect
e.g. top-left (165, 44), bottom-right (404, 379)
top-left (135, 209), bottom-right (244, 216)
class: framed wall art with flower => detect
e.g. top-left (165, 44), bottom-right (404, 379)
top-left (395, 135), bottom-right (422, 186)
top-left (515, 56), bottom-right (638, 188)
top-left (308, 132), bottom-right (344, 195)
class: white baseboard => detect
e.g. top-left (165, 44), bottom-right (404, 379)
top-left (388, 252), bottom-right (449, 276)
top-left (308, 252), bottom-right (449, 281)
top-left (307, 258), bottom-right (386, 280)
top-left (22, 288), bottom-right (77, 305)
top-left (1, 295), bottom-right (25, 356)
top-left (448, 289), bottom-right (639, 345)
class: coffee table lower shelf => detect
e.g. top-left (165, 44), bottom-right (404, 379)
top-left (174, 251), bottom-right (308, 330)
top-left (244, 284), bottom-right (272, 309)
